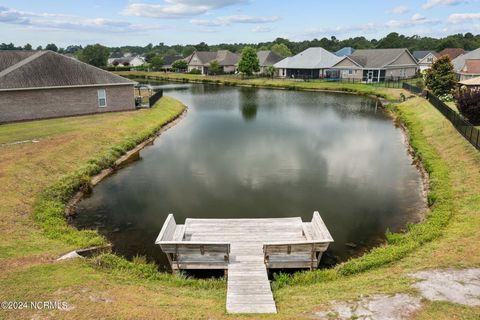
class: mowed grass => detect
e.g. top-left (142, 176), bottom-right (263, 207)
top-left (0, 90), bottom-right (479, 319)
top-left (117, 71), bottom-right (406, 101)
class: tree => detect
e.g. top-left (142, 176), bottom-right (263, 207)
top-left (238, 47), bottom-right (260, 76)
top-left (36, 45), bottom-right (43, 51)
top-left (194, 42), bottom-right (209, 51)
top-left (455, 88), bottom-right (480, 125)
top-left (45, 43), bottom-right (58, 52)
top-left (77, 44), bottom-right (110, 67)
top-left (264, 65), bottom-right (276, 78)
top-left (172, 59), bottom-right (188, 71)
top-left (271, 43), bottom-right (292, 57)
top-left (208, 60), bottom-right (221, 75)
top-left (149, 56), bottom-right (164, 71)
top-left (182, 45), bottom-right (196, 57)
top-left (425, 56), bottom-right (457, 98)
top-left (23, 43), bottom-right (32, 50)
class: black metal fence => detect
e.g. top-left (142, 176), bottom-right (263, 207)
top-left (149, 89), bottom-right (163, 107)
top-left (402, 82), bottom-right (424, 95)
top-left (403, 84), bottom-right (480, 150)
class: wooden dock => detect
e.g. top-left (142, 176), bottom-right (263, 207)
top-left (155, 212), bottom-right (333, 314)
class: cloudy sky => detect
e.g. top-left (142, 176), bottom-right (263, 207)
top-left (0, 0), bottom-right (479, 47)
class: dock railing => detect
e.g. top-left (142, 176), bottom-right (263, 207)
top-left (263, 211), bottom-right (333, 270)
top-left (155, 214), bottom-right (230, 271)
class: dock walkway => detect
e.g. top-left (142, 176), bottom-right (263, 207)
top-left (156, 212), bottom-right (333, 314)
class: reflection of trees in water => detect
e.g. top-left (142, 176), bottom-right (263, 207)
top-left (239, 88), bottom-right (259, 121)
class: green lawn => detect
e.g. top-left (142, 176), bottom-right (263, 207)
top-left (0, 89), bottom-right (479, 319)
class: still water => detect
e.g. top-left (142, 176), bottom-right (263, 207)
top-left (73, 83), bottom-right (425, 269)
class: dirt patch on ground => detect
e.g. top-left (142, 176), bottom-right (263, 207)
top-left (0, 254), bottom-right (54, 272)
top-left (313, 293), bottom-right (422, 320)
top-left (411, 268), bottom-right (480, 306)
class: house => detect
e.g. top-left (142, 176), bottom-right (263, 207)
top-left (274, 47), bottom-right (342, 79)
top-left (256, 50), bottom-right (283, 74)
top-left (332, 48), bottom-right (418, 82)
top-left (0, 50), bottom-right (136, 123)
top-left (162, 55), bottom-right (184, 71)
top-left (335, 47), bottom-right (355, 57)
top-left (438, 48), bottom-right (465, 61)
top-left (452, 48), bottom-right (480, 81)
top-left (459, 76), bottom-right (480, 89)
top-left (413, 51), bottom-right (438, 71)
top-left (109, 56), bottom-right (146, 67)
top-left (185, 50), bottom-right (239, 74)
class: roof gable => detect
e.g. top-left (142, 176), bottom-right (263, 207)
top-left (418, 52), bottom-right (438, 64)
top-left (462, 59), bottom-right (480, 74)
top-left (0, 50), bottom-right (135, 91)
top-left (413, 50), bottom-right (437, 61)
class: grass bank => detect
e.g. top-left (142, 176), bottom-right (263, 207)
top-left (118, 71), bottom-right (406, 101)
top-left (1, 90), bottom-right (479, 318)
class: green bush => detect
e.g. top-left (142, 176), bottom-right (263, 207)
top-left (188, 68), bottom-right (201, 75)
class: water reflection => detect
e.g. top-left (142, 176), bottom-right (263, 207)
top-left (240, 88), bottom-right (258, 121)
top-left (73, 82), bottom-right (425, 269)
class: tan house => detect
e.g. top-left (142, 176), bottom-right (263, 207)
top-left (0, 50), bottom-right (136, 124)
top-left (332, 48), bottom-right (418, 82)
top-left (185, 50), bottom-right (239, 75)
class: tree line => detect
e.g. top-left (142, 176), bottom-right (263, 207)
top-left (2, 32), bottom-right (480, 58)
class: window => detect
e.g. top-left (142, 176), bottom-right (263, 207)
top-left (348, 69), bottom-right (353, 74)
top-left (97, 89), bottom-right (107, 108)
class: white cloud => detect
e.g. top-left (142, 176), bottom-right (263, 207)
top-left (422, 0), bottom-right (477, 9)
top-left (389, 5), bottom-right (410, 14)
top-left (411, 13), bottom-right (426, 21)
top-left (386, 13), bottom-right (438, 28)
top-left (0, 6), bottom-right (167, 33)
top-left (252, 26), bottom-right (272, 33)
top-left (122, 0), bottom-right (247, 18)
top-left (448, 12), bottom-right (480, 23)
top-left (191, 15), bottom-right (279, 26)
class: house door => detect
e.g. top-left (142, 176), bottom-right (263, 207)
top-left (367, 71), bottom-right (374, 83)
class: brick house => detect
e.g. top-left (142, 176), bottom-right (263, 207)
top-left (0, 50), bottom-right (136, 124)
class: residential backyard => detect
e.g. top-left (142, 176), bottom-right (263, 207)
top-left (0, 81), bottom-right (479, 318)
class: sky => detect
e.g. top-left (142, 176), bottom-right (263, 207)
top-left (0, 0), bottom-right (479, 47)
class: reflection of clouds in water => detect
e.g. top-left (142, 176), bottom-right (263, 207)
top-left (74, 84), bottom-right (425, 264)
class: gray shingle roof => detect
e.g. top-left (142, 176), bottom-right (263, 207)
top-left (257, 51), bottom-right (283, 66)
top-left (274, 47), bottom-right (341, 69)
top-left (0, 51), bottom-right (38, 73)
top-left (347, 48), bottom-right (415, 68)
top-left (413, 50), bottom-right (437, 61)
top-left (0, 50), bottom-right (135, 91)
top-left (452, 48), bottom-right (480, 72)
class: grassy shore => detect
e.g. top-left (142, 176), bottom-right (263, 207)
top-left (0, 89), bottom-right (479, 318)
top-left (117, 71), bottom-right (407, 101)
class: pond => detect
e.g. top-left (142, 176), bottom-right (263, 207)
top-left (72, 82), bottom-right (425, 270)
